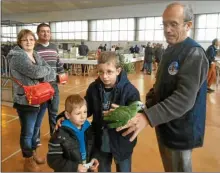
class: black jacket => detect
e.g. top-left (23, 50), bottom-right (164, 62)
top-left (47, 125), bottom-right (96, 172)
top-left (144, 46), bottom-right (153, 63)
top-left (155, 47), bottom-right (164, 63)
top-left (78, 44), bottom-right (89, 56)
top-left (85, 70), bottom-right (140, 161)
top-left (206, 45), bottom-right (217, 67)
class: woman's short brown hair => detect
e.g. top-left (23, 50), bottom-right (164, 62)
top-left (65, 94), bottom-right (86, 114)
top-left (17, 29), bottom-right (36, 47)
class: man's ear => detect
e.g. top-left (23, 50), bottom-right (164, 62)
top-left (64, 111), bottom-right (70, 119)
top-left (186, 21), bottom-right (193, 31)
top-left (116, 67), bottom-right (122, 75)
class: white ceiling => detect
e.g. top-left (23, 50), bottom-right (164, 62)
top-left (2, 0), bottom-right (169, 15)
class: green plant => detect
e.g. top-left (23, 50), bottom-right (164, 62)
top-left (118, 54), bottom-right (135, 74)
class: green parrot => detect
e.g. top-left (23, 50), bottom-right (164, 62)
top-left (103, 101), bottom-right (144, 128)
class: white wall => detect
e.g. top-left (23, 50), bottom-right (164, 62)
top-left (3, 1), bottom-right (220, 23)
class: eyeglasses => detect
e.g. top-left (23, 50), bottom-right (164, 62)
top-left (161, 21), bottom-right (188, 29)
top-left (97, 70), bottom-right (115, 76)
top-left (21, 39), bottom-right (35, 42)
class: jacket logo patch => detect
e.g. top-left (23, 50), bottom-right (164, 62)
top-left (168, 61), bottom-right (179, 75)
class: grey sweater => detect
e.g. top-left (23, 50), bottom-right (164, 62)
top-left (144, 47), bottom-right (209, 127)
top-left (7, 46), bottom-right (56, 107)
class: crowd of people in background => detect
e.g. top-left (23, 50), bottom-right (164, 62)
top-left (141, 42), bottom-right (165, 75)
top-left (1, 41), bottom-right (16, 57)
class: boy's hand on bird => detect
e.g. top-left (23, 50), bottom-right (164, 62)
top-left (103, 103), bottom-right (119, 116)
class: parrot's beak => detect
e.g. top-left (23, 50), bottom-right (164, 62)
top-left (140, 103), bottom-right (145, 110)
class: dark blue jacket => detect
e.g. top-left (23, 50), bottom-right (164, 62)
top-left (206, 45), bottom-right (217, 66)
top-left (85, 70), bottom-right (140, 161)
top-left (146, 37), bottom-right (208, 149)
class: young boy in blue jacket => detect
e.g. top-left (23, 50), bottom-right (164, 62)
top-left (57, 52), bottom-right (140, 172)
top-left (47, 94), bottom-right (99, 172)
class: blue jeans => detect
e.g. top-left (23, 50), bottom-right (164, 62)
top-left (98, 152), bottom-right (132, 172)
top-left (156, 128), bottom-right (192, 172)
top-left (16, 103), bottom-right (47, 158)
top-left (144, 62), bottom-right (152, 73)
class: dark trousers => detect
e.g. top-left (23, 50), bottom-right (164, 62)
top-left (144, 62), bottom-right (152, 74)
top-left (47, 83), bottom-right (59, 135)
top-left (156, 128), bottom-right (192, 172)
top-left (37, 83), bottom-right (59, 145)
top-left (98, 151), bottom-right (132, 172)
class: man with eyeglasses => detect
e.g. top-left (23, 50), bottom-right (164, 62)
top-left (116, 2), bottom-right (209, 172)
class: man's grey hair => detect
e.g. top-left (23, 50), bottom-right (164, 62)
top-left (166, 2), bottom-right (194, 22)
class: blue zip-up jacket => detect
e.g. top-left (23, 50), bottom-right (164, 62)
top-left (62, 120), bottom-right (90, 161)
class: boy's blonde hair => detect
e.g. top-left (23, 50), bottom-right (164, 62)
top-left (65, 94), bottom-right (86, 113)
top-left (98, 51), bottom-right (121, 68)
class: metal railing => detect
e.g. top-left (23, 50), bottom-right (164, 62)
top-left (1, 55), bottom-right (13, 103)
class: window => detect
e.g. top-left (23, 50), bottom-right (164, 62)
top-left (112, 19), bottom-right (119, 31)
top-left (111, 31), bottom-right (119, 41)
top-left (145, 30), bottom-right (154, 41)
top-left (97, 32), bottom-right (103, 41)
top-left (1, 26), bottom-right (16, 42)
top-left (154, 30), bottom-right (164, 41)
top-left (195, 13), bottom-right (220, 41)
top-left (81, 21), bottom-right (88, 32)
top-left (17, 23), bottom-right (41, 39)
top-left (103, 20), bottom-right (111, 31)
top-left (104, 32), bottom-right (111, 41)
top-left (119, 31), bottom-right (127, 41)
top-left (128, 18), bottom-right (135, 30)
top-left (128, 31), bottom-right (134, 41)
top-left (1, 23), bottom-right (40, 42)
top-left (89, 18), bottom-right (135, 41)
top-left (120, 19), bottom-right (127, 31)
top-left (96, 20), bottom-right (103, 31)
top-left (50, 21), bottom-right (88, 40)
top-left (137, 17), bottom-right (164, 41)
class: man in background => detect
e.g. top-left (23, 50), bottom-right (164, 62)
top-left (206, 38), bottom-right (219, 93)
top-left (78, 40), bottom-right (89, 73)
